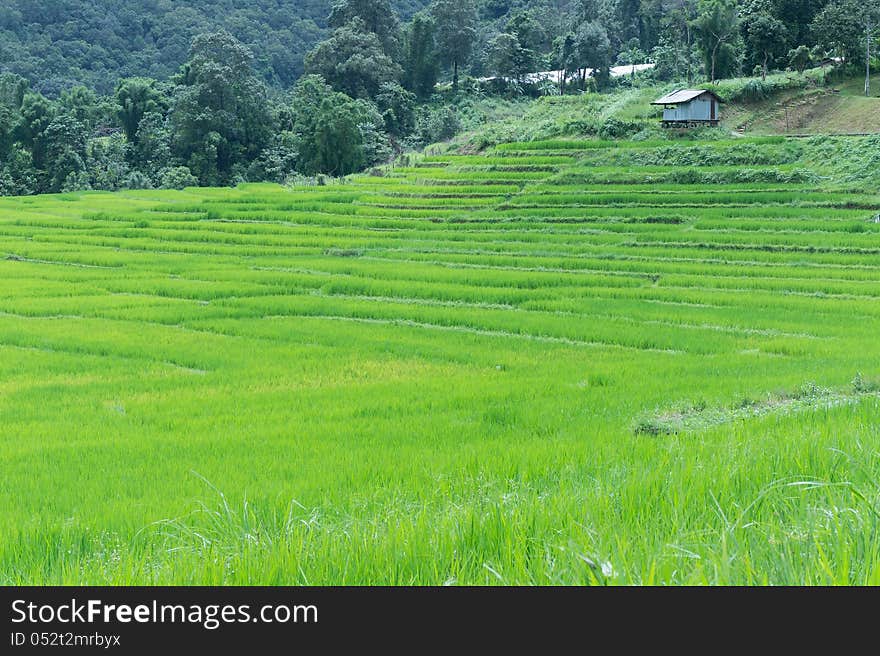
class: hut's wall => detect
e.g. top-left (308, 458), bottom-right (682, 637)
top-left (662, 97), bottom-right (715, 122)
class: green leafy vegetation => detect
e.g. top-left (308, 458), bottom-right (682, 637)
top-left (3, 135), bottom-right (880, 584)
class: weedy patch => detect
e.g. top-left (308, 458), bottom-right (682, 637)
top-left (634, 376), bottom-right (880, 436)
top-left (147, 473), bottom-right (320, 559)
top-left (324, 248), bottom-right (363, 257)
top-left (852, 372), bottom-right (880, 394)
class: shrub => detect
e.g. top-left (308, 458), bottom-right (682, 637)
top-left (598, 117), bottom-right (641, 140)
top-left (852, 373), bottom-right (880, 393)
top-left (123, 171), bottom-right (153, 190)
top-left (61, 171), bottom-right (92, 192)
top-left (633, 415), bottom-right (681, 436)
top-left (324, 248), bottom-right (362, 257)
top-left (159, 166), bottom-right (198, 190)
top-left (633, 417), bottom-right (664, 436)
top-left (246, 134), bottom-right (298, 183)
top-left (416, 106), bottom-right (462, 146)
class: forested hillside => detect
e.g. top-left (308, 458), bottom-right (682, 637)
top-left (1, 0), bottom-right (859, 97)
top-left (0, 0), bottom-right (429, 94)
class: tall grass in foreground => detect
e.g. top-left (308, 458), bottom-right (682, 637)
top-left (5, 408), bottom-right (880, 585)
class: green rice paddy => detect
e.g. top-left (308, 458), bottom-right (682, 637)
top-left (3, 136), bottom-right (880, 584)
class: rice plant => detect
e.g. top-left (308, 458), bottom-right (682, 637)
top-left (2, 135), bottom-right (880, 585)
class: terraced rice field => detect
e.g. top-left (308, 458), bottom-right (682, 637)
top-left (3, 137), bottom-right (880, 584)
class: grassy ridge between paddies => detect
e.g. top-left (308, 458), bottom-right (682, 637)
top-left (3, 135), bottom-right (880, 585)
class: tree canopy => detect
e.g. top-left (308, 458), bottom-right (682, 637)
top-left (304, 19), bottom-right (403, 99)
top-left (170, 31), bottom-right (273, 185)
top-left (0, 0), bottom-right (426, 96)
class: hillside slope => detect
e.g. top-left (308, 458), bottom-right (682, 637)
top-left (722, 78), bottom-right (880, 135)
top-left (451, 72), bottom-right (880, 155)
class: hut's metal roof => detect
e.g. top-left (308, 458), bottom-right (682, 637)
top-left (651, 89), bottom-right (722, 105)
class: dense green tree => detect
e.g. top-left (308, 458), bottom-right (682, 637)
top-left (329, 0), bottom-right (402, 57)
top-left (59, 86), bottom-right (105, 133)
top-left (773, 0), bottom-right (830, 49)
top-left (486, 32), bottom-right (536, 82)
top-left (87, 134), bottom-right (131, 191)
top-left (352, 99), bottom-right (394, 165)
top-left (290, 76), bottom-right (367, 176)
top-left (115, 78), bottom-right (164, 143)
top-left (811, 1), bottom-right (863, 67)
top-left (487, 32), bottom-right (520, 80)
top-left (0, 73), bottom-right (28, 110)
top-left (651, 30), bottom-right (702, 82)
top-left (132, 112), bottom-right (173, 177)
top-left (61, 171), bottom-right (93, 193)
top-left (788, 44), bottom-right (813, 72)
top-left (743, 10), bottom-right (788, 79)
top-left (182, 132), bottom-right (224, 186)
top-left (314, 102), bottom-right (365, 176)
top-left (558, 20), bottom-right (613, 90)
top-left (692, 0), bottom-right (741, 82)
top-left (170, 31), bottom-right (274, 185)
top-left (0, 147), bottom-right (36, 196)
top-left (304, 20), bottom-right (403, 99)
top-left (414, 105), bottom-right (460, 145)
top-left (375, 82), bottom-right (417, 137)
top-left (481, 0), bottom-right (515, 21)
top-left (555, 32), bottom-right (578, 91)
top-left (0, 105), bottom-right (16, 160)
top-left (579, 20), bottom-right (614, 88)
top-left (432, 0), bottom-right (479, 90)
top-left (812, 2), bottom-right (879, 95)
top-left (570, 0), bottom-right (599, 24)
top-left (246, 133), bottom-right (299, 183)
top-left (506, 10), bottom-right (551, 62)
top-left (617, 37), bottom-right (648, 66)
top-left (17, 92), bottom-right (54, 170)
top-left (159, 166), bottom-right (200, 189)
top-left (288, 75), bottom-right (338, 128)
top-left (43, 114), bottom-right (88, 192)
top-left (402, 12), bottom-right (439, 98)
top-left (124, 171), bottom-right (154, 190)
top-left (651, 0), bottom-right (700, 83)
top-left (288, 75), bottom-right (391, 176)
